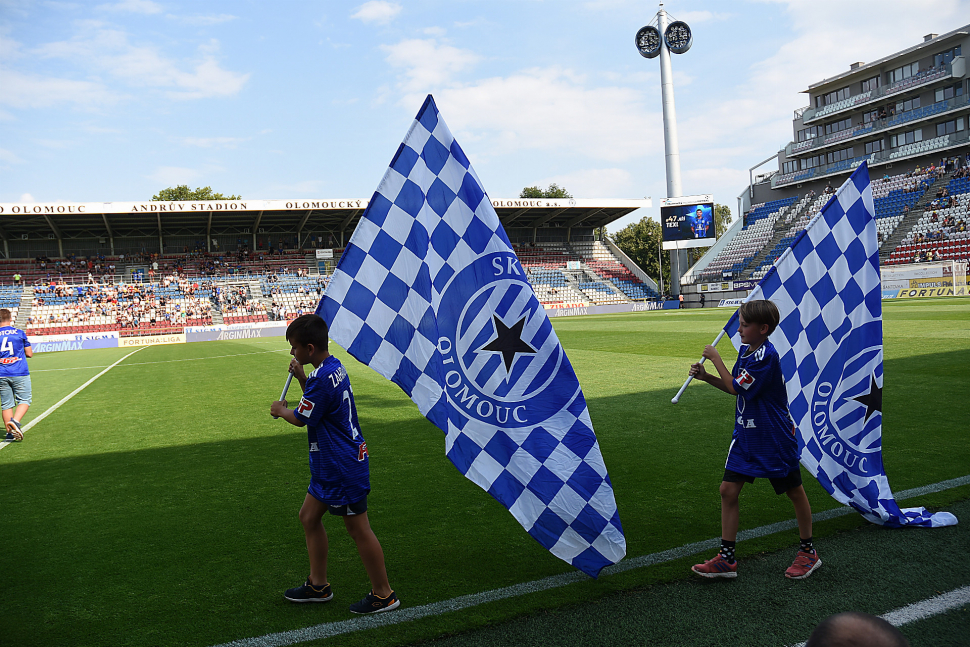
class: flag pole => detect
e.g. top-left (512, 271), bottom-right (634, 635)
top-left (671, 329), bottom-right (728, 404)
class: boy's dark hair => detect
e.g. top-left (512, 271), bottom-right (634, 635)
top-left (286, 314), bottom-right (330, 350)
top-left (738, 300), bottom-right (780, 335)
top-left (0, 308), bottom-right (10, 323)
top-left (806, 611), bottom-right (909, 647)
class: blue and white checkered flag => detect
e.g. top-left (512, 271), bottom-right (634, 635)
top-left (318, 95), bottom-right (626, 576)
top-left (724, 163), bottom-right (955, 528)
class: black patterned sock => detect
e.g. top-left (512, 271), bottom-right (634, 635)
top-left (800, 537), bottom-right (815, 554)
top-left (719, 539), bottom-right (736, 563)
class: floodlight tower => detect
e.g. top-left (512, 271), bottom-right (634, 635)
top-left (635, 4), bottom-right (693, 296)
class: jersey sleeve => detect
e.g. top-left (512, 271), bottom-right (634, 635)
top-left (293, 373), bottom-right (331, 426)
top-left (21, 330), bottom-right (30, 348)
top-left (733, 347), bottom-right (778, 401)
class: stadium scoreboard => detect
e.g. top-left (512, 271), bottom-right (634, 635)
top-left (660, 194), bottom-right (715, 250)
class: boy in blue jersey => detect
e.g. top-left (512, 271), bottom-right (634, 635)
top-left (0, 308), bottom-right (32, 442)
top-left (686, 300), bottom-right (820, 580)
top-left (271, 314), bottom-right (399, 613)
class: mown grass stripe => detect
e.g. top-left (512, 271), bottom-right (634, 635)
top-left (0, 347), bottom-right (145, 449)
top-left (211, 474), bottom-right (970, 647)
top-left (791, 585), bottom-right (970, 647)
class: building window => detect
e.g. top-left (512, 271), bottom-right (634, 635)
top-left (890, 129), bottom-right (923, 148)
top-left (934, 83), bottom-right (964, 102)
top-left (861, 76), bottom-right (881, 93)
top-left (782, 160), bottom-right (798, 174)
top-left (895, 96), bottom-right (921, 114)
top-left (862, 109), bottom-right (881, 124)
top-left (865, 140), bottom-right (884, 155)
top-left (826, 147), bottom-right (853, 164)
top-left (797, 125), bottom-right (821, 142)
top-left (800, 154), bottom-right (826, 170)
top-left (825, 117), bottom-right (853, 135)
top-left (816, 86), bottom-right (851, 108)
top-left (887, 61), bottom-right (919, 84)
top-left (934, 45), bottom-right (962, 68)
top-left (936, 117), bottom-right (966, 137)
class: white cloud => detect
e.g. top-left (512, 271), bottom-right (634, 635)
top-left (530, 168), bottom-right (635, 198)
top-left (380, 38), bottom-right (481, 93)
top-left (404, 66), bottom-right (659, 163)
top-left (19, 193), bottom-right (35, 202)
top-left (674, 10), bottom-right (732, 23)
top-left (96, 0), bottom-right (162, 14)
top-left (0, 148), bottom-right (25, 164)
top-left (168, 13), bottom-right (238, 26)
top-left (32, 24), bottom-right (249, 100)
top-left (423, 26), bottom-right (446, 37)
top-left (350, 1), bottom-right (401, 25)
top-left (0, 68), bottom-right (122, 108)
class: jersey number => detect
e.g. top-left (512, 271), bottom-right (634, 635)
top-left (342, 389), bottom-right (360, 440)
top-left (0, 337), bottom-right (13, 357)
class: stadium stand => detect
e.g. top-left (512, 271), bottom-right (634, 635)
top-left (0, 285), bottom-right (22, 322)
top-left (697, 197), bottom-right (797, 281)
top-left (887, 192), bottom-right (970, 264)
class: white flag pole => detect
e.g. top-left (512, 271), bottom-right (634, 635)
top-left (671, 330), bottom-right (728, 404)
top-left (272, 372), bottom-right (294, 419)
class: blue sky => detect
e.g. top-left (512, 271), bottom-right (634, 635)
top-left (2, 0), bottom-right (969, 232)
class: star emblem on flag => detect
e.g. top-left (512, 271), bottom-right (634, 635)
top-left (850, 374), bottom-right (882, 423)
top-left (479, 314), bottom-right (537, 373)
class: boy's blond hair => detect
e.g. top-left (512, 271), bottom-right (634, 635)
top-left (738, 300), bottom-right (780, 335)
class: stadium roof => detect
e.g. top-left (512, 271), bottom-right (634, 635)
top-left (0, 197), bottom-right (650, 248)
top-left (805, 23), bottom-right (969, 92)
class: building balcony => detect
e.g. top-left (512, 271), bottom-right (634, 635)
top-left (772, 129), bottom-right (970, 189)
top-left (799, 60), bottom-right (961, 125)
top-left (784, 93), bottom-right (970, 158)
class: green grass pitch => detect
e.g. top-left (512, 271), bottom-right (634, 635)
top-left (2, 298), bottom-right (968, 647)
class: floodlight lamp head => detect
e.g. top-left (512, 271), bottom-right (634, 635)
top-left (635, 25), bottom-right (662, 58)
top-left (664, 21), bottom-right (692, 54)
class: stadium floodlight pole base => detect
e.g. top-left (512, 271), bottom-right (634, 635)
top-left (273, 372), bottom-right (294, 419)
top-left (672, 329), bottom-right (727, 404)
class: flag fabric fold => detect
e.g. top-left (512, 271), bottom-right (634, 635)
top-left (723, 162), bottom-right (955, 528)
top-left (317, 95), bottom-right (626, 576)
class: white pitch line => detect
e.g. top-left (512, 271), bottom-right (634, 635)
top-left (790, 585), bottom-right (970, 647)
top-left (211, 474), bottom-right (970, 647)
top-left (30, 349), bottom-right (288, 372)
top-left (0, 346), bottom-right (146, 450)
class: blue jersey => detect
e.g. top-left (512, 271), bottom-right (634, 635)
top-left (0, 326), bottom-right (31, 377)
top-left (726, 340), bottom-right (798, 478)
top-left (293, 355), bottom-right (370, 505)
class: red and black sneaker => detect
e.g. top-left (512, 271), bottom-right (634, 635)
top-left (691, 553), bottom-right (738, 579)
top-left (785, 550), bottom-right (821, 579)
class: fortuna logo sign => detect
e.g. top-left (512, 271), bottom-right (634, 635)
top-left (297, 398), bottom-right (315, 416)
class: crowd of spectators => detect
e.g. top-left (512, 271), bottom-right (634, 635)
top-left (216, 285), bottom-right (266, 319)
top-left (27, 271), bottom-right (213, 330)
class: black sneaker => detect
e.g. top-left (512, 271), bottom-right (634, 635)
top-left (284, 579), bottom-right (333, 603)
top-left (349, 590), bottom-right (400, 614)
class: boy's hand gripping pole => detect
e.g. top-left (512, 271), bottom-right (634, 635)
top-left (671, 329), bottom-right (728, 404)
top-left (272, 372), bottom-right (295, 419)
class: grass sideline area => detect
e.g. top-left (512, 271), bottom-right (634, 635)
top-left (1, 298), bottom-right (967, 647)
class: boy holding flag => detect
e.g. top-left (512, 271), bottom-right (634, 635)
top-left (687, 300), bottom-right (821, 580)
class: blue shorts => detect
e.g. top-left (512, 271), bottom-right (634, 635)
top-left (0, 375), bottom-right (32, 410)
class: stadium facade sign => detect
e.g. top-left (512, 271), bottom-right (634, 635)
top-left (545, 302), bottom-right (664, 318)
top-left (119, 333), bottom-right (186, 347)
top-left (32, 338), bottom-right (118, 353)
top-left (186, 324), bottom-right (287, 343)
top-left (0, 199), bottom-right (371, 215)
top-left (28, 331), bottom-right (119, 343)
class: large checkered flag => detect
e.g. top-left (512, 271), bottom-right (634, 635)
top-left (318, 95), bottom-right (626, 576)
top-left (723, 163), bottom-right (955, 528)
